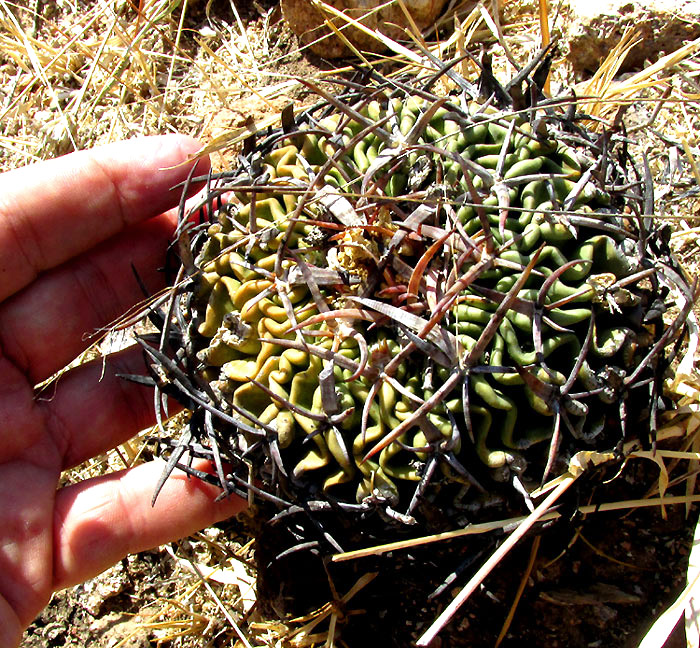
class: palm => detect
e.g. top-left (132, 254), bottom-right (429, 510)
top-left (0, 401), bottom-right (63, 645)
top-left (0, 137), bottom-right (244, 647)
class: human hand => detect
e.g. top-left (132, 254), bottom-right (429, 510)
top-left (0, 136), bottom-right (246, 647)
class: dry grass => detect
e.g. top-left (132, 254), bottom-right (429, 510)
top-left (0, 0), bottom-right (295, 166)
top-left (4, 1), bottom-right (700, 647)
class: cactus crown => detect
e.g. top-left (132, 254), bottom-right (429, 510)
top-left (138, 57), bottom-right (690, 536)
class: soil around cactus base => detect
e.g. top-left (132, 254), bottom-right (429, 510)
top-left (247, 458), bottom-right (694, 648)
top-left (21, 476), bottom-right (693, 648)
top-left (9, 1), bottom-right (700, 647)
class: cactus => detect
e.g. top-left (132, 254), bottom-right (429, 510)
top-left (136, 58), bottom-right (692, 531)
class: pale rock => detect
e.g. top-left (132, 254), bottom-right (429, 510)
top-left (80, 562), bottom-right (130, 616)
top-left (281, 0), bottom-right (454, 58)
top-left (565, 0), bottom-right (700, 74)
top-left (89, 613), bottom-right (151, 648)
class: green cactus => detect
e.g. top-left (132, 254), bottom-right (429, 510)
top-left (139, 62), bottom-right (691, 527)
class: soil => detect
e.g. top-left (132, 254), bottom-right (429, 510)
top-left (3, 1), bottom-right (700, 647)
top-left (249, 457), bottom-right (695, 648)
top-left (21, 458), bottom-right (695, 648)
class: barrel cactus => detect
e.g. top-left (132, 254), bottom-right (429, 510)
top-left (138, 58), bottom-right (691, 538)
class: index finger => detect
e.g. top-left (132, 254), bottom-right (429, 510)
top-left (0, 135), bottom-right (209, 302)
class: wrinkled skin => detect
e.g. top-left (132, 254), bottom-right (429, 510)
top-left (0, 136), bottom-right (246, 648)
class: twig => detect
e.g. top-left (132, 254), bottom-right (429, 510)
top-left (416, 475), bottom-right (577, 646)
top-left (495, 536), bottom-right (541, 647)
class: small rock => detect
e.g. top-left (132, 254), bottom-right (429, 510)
top-left (565, 0), bottom-right (700, 74)
top-left (80, 562), bottom-right (130, 616)
top-left (42, 622), bottom-right (68, 642)
top-left (89, 612), bottom-right (151, 648)
top-left (198, 25), bottom-right (218, 39)
top-left (203, 526), bottom-right (223, 541)
top-left (592, 603), bottom-right (618, 628)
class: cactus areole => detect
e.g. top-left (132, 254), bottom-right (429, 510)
top-left (138, 59), bottom-right (691, 538)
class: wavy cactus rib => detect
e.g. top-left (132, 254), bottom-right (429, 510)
top-left (141, 62), bottom-right (690, 523)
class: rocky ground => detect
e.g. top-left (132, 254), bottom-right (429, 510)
top-left (2, 1), bottom-right (700, 646)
